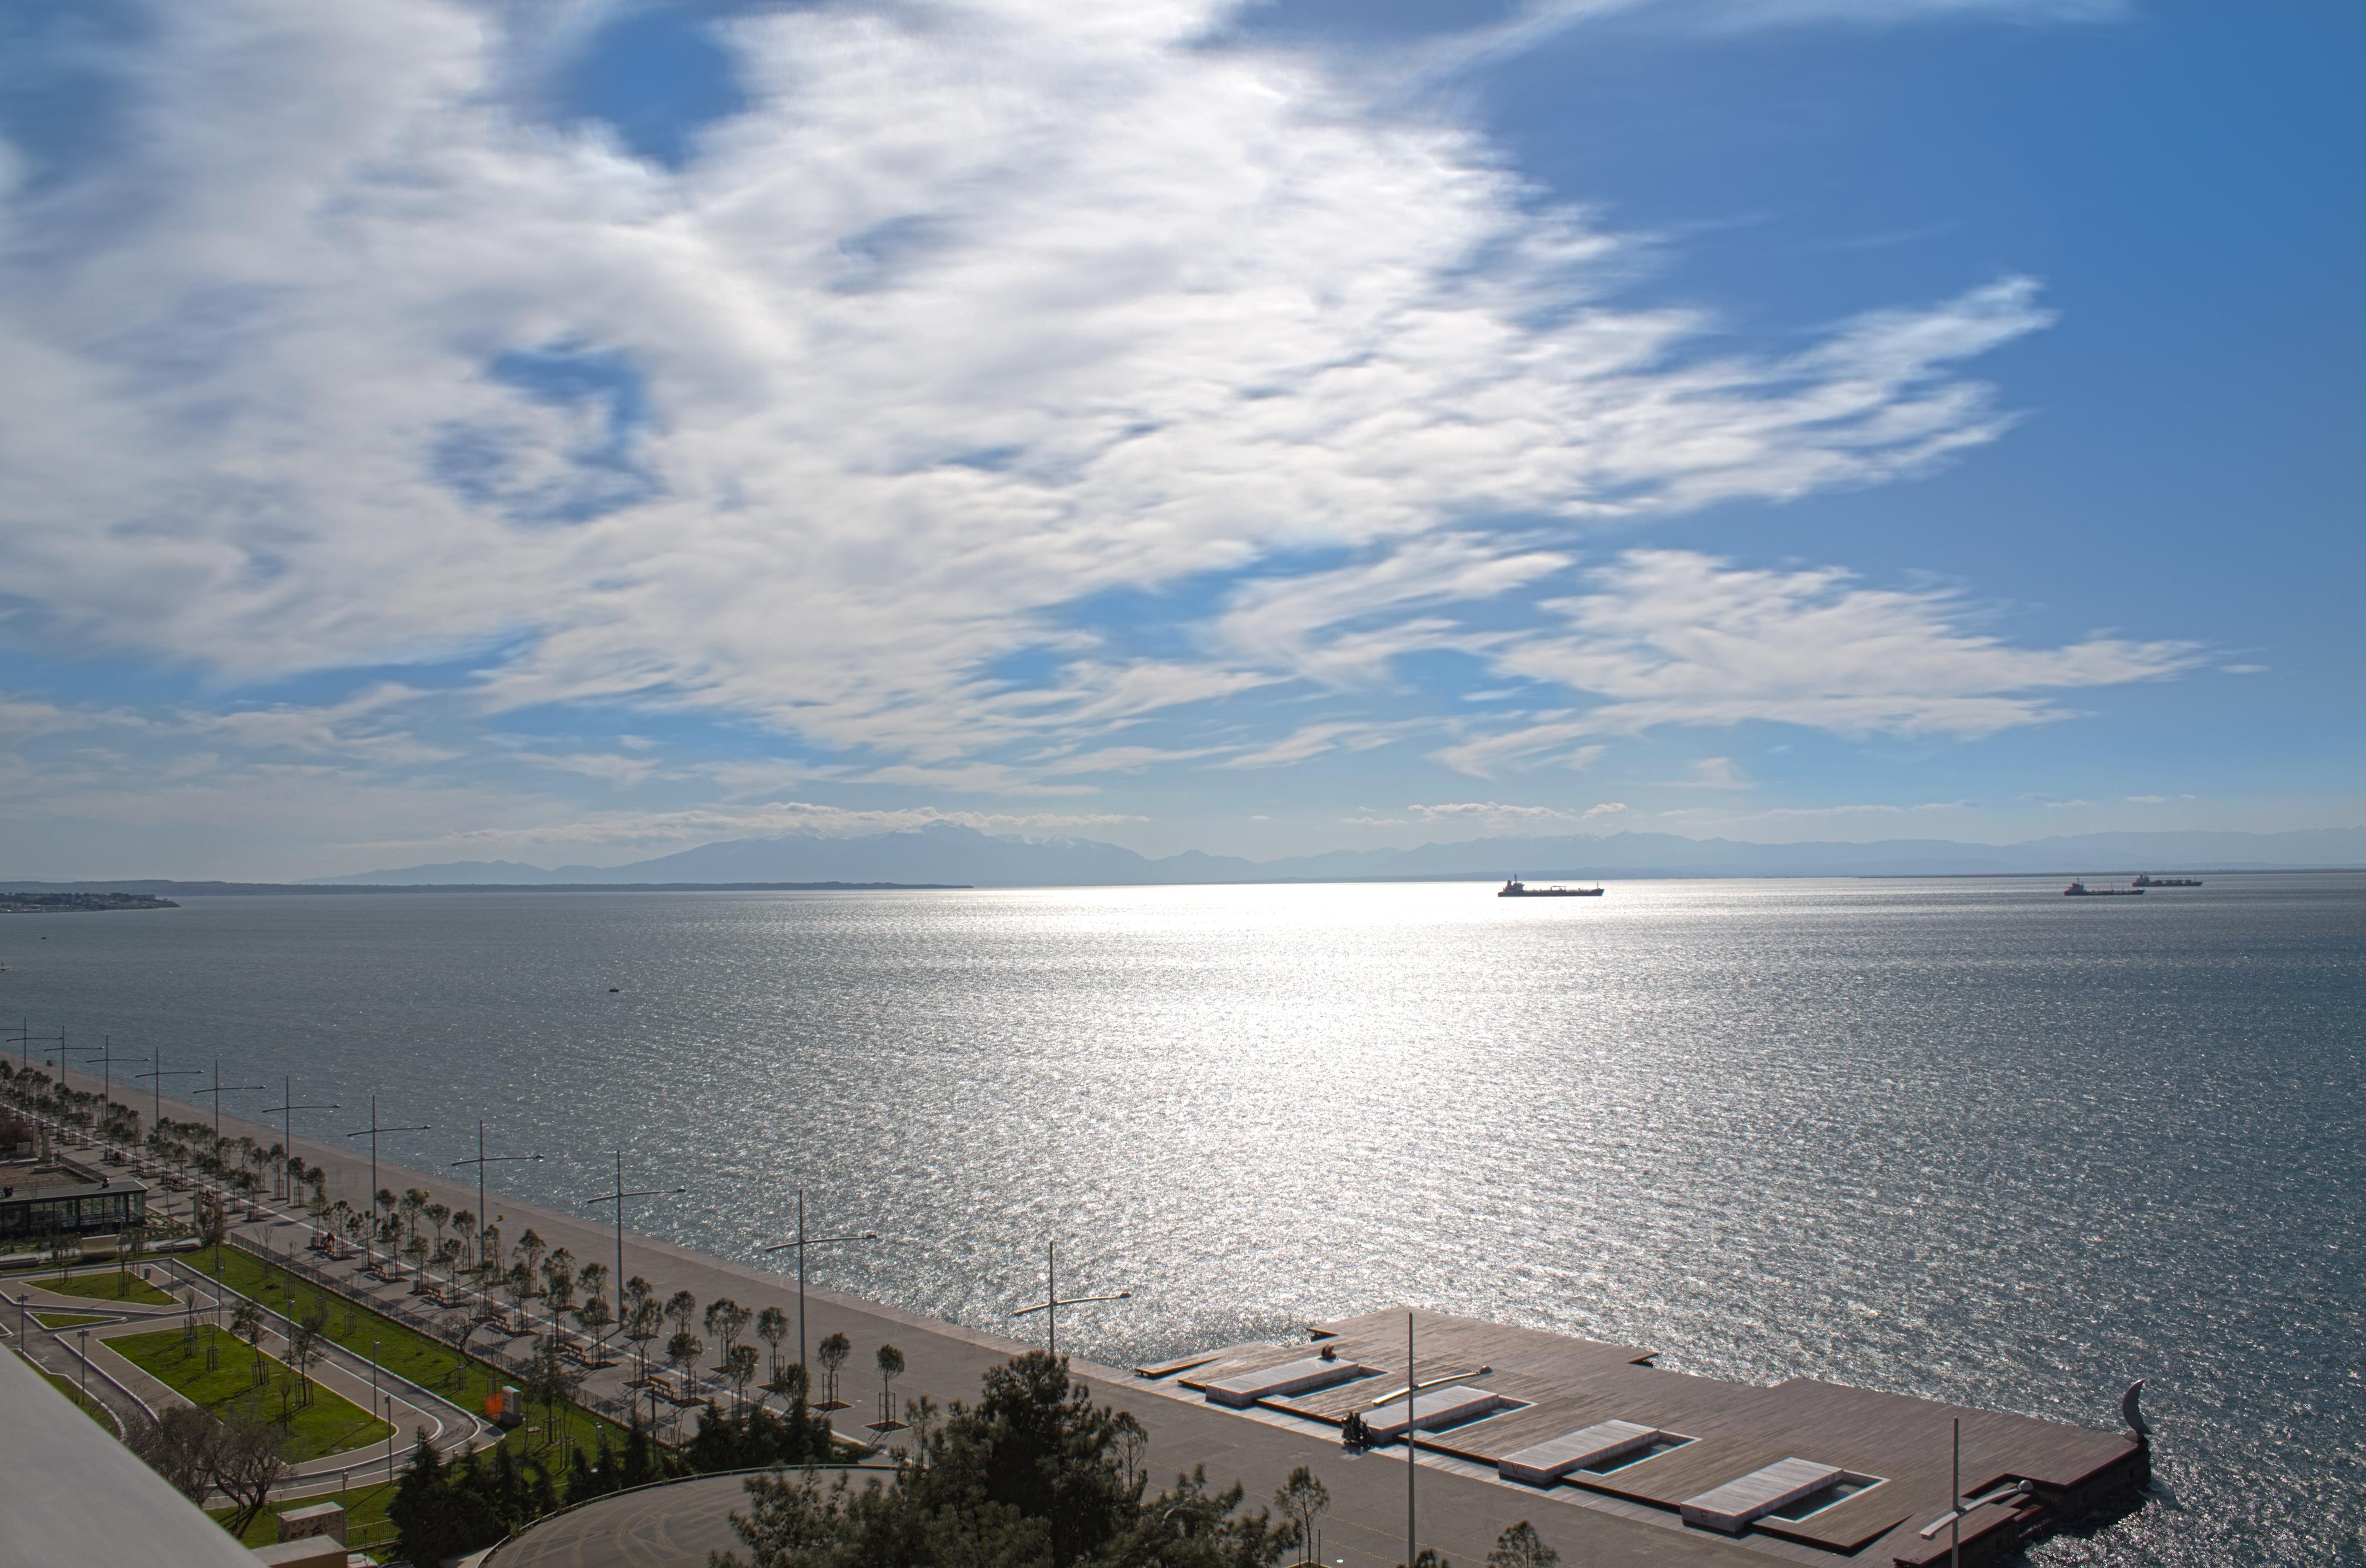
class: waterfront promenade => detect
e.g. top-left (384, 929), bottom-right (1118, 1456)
top-left (21, 1061), bottom-right (2097, 1566)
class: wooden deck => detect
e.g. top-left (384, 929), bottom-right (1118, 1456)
top-left (1142, 1308), bottom-right (2146, 1565)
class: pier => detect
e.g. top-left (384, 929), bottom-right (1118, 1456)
top-left (1146, 1309), bottom-right (2146, 1565)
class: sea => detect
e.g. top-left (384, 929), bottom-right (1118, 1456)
top-left (2, 874), bottom-right (2359, 1565)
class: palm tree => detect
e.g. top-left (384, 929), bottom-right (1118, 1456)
top-left (874, 1343), bottom-right (904, 1430)
top-left (816, 1332), bottom-right (852, 1410)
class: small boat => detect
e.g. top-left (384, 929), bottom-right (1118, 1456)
top-left (2132, 874), bottom-right (2202, 888)
top-left (2064, 879), bottom-right (2144, 896)
top-left (1499, 877), bottom-right (1603, 898)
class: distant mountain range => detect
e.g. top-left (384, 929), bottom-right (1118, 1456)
top-left (270, 822), bottom-right (2366, 887)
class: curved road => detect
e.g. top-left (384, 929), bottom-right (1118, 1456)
top-left (486, 1470), bottom-right (880, 1568)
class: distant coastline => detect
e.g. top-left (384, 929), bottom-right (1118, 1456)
top-left (0, 880), bottom-right (969, 897)
top-left (0, 890), bottom-right (180, 912)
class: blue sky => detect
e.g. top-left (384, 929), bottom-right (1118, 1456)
top-left (0, 0), bottom-right (2358, 879)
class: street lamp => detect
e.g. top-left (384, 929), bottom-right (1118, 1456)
top-left (193, 1058), bottom-right (265, 1187)
top-left (260, 1077), bottom-right (337, 1203)
top-left (449, 1122), bottom-right (542, 1291)
top-left (133, 1052), bottom-right (201, 1150)
top-left (78, 1326), bottom-right (91, 1410)
top-left (760, 1189), bottom-right (878, 1372)
top-left (80, 1038), bottom-right (137, 1143)
top-left (8, 1018), bottom-right (62, 1074)
top-left (583, 1151), bottom-right (685, 1331)
top-left (343, 1096), bottom-right (429, 1269)
top-left (1009, 1240), bottom-right (1130, 1360)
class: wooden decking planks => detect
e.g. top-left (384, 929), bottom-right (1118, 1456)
top-left (1156, 1308), bottom-right (2144, 1565)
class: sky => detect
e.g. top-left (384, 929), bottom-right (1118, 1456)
top-left (0, 0), bottom-right (2359, 879)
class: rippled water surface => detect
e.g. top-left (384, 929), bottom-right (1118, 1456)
top-left (5, 875), bottom-right (2361, 1564)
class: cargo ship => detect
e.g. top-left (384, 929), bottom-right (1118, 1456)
top-left (2132, 874), bottom-right (2202, 887)
top-left (1499, 877), bottom-right (1604, 897)
top-left (2064, 879), bottom-right (2144, 896)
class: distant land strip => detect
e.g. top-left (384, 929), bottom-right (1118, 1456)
top-left (0, 880), bottom-right (972, 896)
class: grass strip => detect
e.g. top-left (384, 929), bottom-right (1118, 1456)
top-left (33, 1311), bottom-right (116, 1329)
top-left (110, 1324), bottom-right (392, 1463)
top-left (210, 1478), bottom-right (401, 1550)
top-left (201, 1246), bottom-right (629, 1459)
top-left (27, 1270), bottom-right (178, 1306)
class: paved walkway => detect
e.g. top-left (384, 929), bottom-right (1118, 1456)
top-left (33, 1066), bottom-right (1778, 1568)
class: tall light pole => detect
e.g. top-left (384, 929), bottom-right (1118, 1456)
top-left (9, 1019), bottom-right (62, 1074)
top-left (81, 1038), bottom-right (136, 1139)
top-left (760, 1188), bottom-right (877, 1371)
top-left (260, 1078), bottom-right (336, 1202)
top-left (1407, 1312), bottom-right (1417, 1568)
top-left (584, 1151), bottom-right (684, 1321)
top-left (343, 1096), bottom-right (428, 1268)
top-left (195, 1059), bottom-right (265, 1168)
top-left (1009, 1239), bottom-right (1130, 1360)
top-left (134, 1052), bottom-right (200, 1142)
top-left (449, 1122), bottom-right (541, 1282)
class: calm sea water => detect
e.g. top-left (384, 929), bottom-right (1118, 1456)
top-left (3, 875), bottom-right (2360, 1565)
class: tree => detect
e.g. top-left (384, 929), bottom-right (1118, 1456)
top-left (212, 1404), bottom-right (291, 1536)
top-left (288, 1299), bottom-right (329, 1407)
top-left (577, 1294), bottom-right (614, 1365)
top-left (1275, 1466), bottom-right (1331, 1566)
top-left (625, 1299), bottom-right (662, 1384)
top-left (816, 1331), bottom-right (851, 1410)
top-left (1339, 1411), bottom-right (1373, 1452)
top-left (764, 1360), bottom-right (809, 1412)
top-left (724, 1342), bottom-right (761, 1408)
top-left (1486, 1522), bottom-right (1558, 1568)
top-left (451, 1208), bottom-right (477, 1271)
top-left (706, 1297), bottom-right (752, 1371)
top-left (230, 1298), bottom-right (268, 1385)
top-left (527, 1334), bottom-right (585, 1451)
top-left (664, 1288), bottom-right (697, 1342)
top-left (124, 1404), bottom-right (223, 1504)
top-left (756, 1305), bottom-right (788, 1382)
top-left (874, 1343), bottom-right (905, 1429)
top-left (542, 1248), bottom-right (577, 1336)
top-left (719, 1352), bottom-right (1288, 1568)
top-left (514, 1227), bottom-right (548, 1282)
top-left (504, 1261), bottom-right (538, 1332)
top-left (666, 1329), bottom-right (705, 1392)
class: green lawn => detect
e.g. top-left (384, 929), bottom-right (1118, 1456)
top-left (29, 1270), bottom-right (178, 1306)
top-left (202, 1246), bottom-right (629, 1461)
top-left (110, 1325), bottom-right (393, 1462)
top-left (209, 1477), bottom-right (401, 1550)
top-left (12, 1348), bottom-right (119, 1433)
top-left (33, 1310), bottom-right (115, 1329)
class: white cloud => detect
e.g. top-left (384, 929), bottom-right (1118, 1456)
top-left (0, 0), bottom-right (2062, 777)
top-left (1221, 721), bottom-right (1405, 770)
top-left (1682, 756), bottom-right (1753, 790)
top-left (1474, 549), bottom-right (2201, 749)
